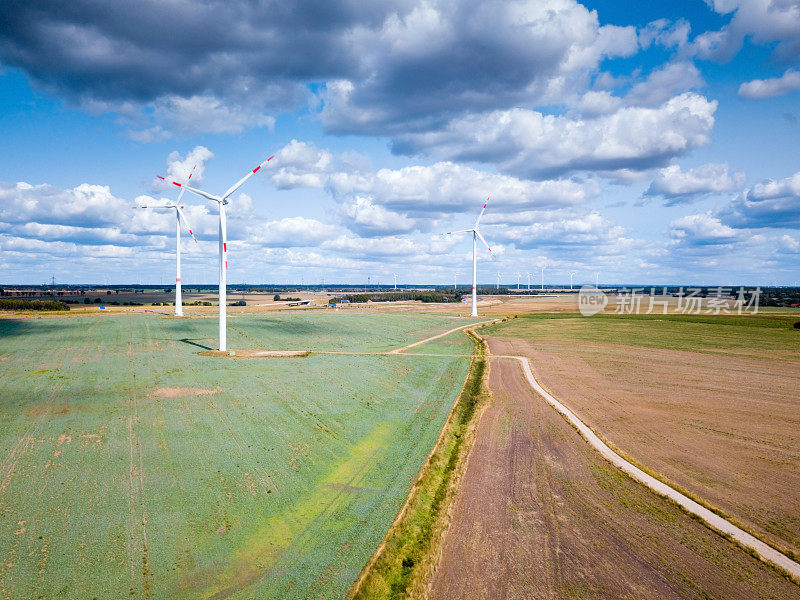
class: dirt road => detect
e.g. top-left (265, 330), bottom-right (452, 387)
top-left (427, 351), bottom-right (800, 599)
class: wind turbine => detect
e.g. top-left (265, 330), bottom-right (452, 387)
top-left (541, 266), bottom-right (545, 291)
top-left (496, 272), bottom-right (501, 290)
top-left (393, 273), bottom-right (398, 291)
top-left (526, 271), bottom-right (532, 291)
top-left (516, 272), bottom-right (521, 290)
top-left (595, 271), bottom-right (600, 290)
top-left (160, 154), bottom-right (275, 351)
top-left (442, 199), bottom-right (495, 317)
top-left (134, 165), bottom-right (198, 316)
top-left (453, 273), bottom-right (458, 291)
top-left (569, 271), bottom-right (577, 291)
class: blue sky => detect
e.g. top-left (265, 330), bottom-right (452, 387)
top-left (0, 0), bottom-right (799, 286)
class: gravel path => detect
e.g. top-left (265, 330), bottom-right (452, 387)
top-left (515, 354), bottom-right (800, 581)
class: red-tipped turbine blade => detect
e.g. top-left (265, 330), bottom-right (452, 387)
top-left (221, 154), bottom-right (275, 200)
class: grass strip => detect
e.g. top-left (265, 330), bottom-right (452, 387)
top-left (347, 330), bottom-right (489, 600)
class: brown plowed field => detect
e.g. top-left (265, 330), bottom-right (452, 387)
top-left (488, 335), bottom-right (800, 559)
top-left (428, 353), bottom-right (800, 600)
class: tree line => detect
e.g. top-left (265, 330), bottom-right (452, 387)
top-left (329, 292), bottom-right (462, 304)
top-left (0, 299), bottom-right (70, 311)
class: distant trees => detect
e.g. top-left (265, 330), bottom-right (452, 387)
top-left (329, 292), bottom-right (462, 305)
top-left (0, 299), bottom-right (69, 311)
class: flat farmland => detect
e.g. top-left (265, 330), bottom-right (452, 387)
top-left (0, 312), bottom-right (477, 599)
top-left (481, 313), bottom-right (800, 560)
top-left (429, 355), bottom-right (800, 599)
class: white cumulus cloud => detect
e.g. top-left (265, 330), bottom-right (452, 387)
top-left (645, 162), bottom-right (745, 204)
top-left (670, 212), bottom-right (741, 244)
top-left (739, 69), bottom-right (800, 99)
top-left (392, 93), bottom-right (717, 178)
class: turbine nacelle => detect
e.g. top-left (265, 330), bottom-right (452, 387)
top-left (159, 155), bottom-right (274, 206)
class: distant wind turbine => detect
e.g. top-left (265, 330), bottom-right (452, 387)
top-left (160, 154), bottom-right (275, 351)
top-left (442, 199), bottom-right (496, 317)
top-left (569, 271), bottom-right (576, 291)
top-left (526, 271), bottom-right (532, 291)
top-left (135, 165), bottom-right (198, 316)
top-left (541, 266), bottom-right (545, 291)
top-left (496, 272), bottom-right (501, 290)
top-left (517, 272), bottom-right (521, 290)
top-left (393, 273), bottom-right (398, 291)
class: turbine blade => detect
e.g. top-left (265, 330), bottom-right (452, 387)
top-left (221, 154), bottom-right (274, 200)
top-left (440, 229), bottom-right (473, 236)
top-left (132, 203), bottom-right (174, 210)
top-left (176, 206), bottom-right (198, 244)
top-left (475, 197), bottom-right (489, 227)
top-left (173, 164), bottom-right (195, 204)
top-left (475, 229), bottom-right (496, 258)
top-left (158, 176), bottom-right (220, 202)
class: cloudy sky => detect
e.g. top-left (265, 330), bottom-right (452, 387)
top-left (1, 0), bottom-right (799, 286)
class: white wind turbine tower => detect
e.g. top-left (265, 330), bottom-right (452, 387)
top-left (442, 199), bottom-right (496, 317)
top-left (160, 154), bottom-right (275, 351)
top-left (516, 272), bottom-right (521, 290)
top-left (595, 271), bottom-right (600, 289)
top-left (135, 165), bottom-right (198, 316)
top-left (496, 272), bottom-right (501, 290)
top-left (569, 271), bottom-right (577, 291)
top-left (393, 273), bottom-right (398, 291)
top-left (526, 271), bottom-right (532, 291)
top-left (541, 266), bottom-right (546, 290)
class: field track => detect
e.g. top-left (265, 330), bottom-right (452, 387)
top-left (386, 320), bottom-right (499, 354)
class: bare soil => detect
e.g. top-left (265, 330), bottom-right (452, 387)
top-left (489, 336), bottom-right (800, 559)
top-left (229, 349), bottom-right (310, 357)
top-left (428, 355), bottom-right (800, 600)
top-left (149, 386), bottom-right (221, 398)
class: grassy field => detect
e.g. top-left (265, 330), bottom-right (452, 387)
top-left (482, 312), bottom-right (800, 559)
top-left (0, 312), bottom-right (476, 600)
top-left (484, 312), bottom-right (800, 359)
top-left (351, 332), bottom-right (488, 600)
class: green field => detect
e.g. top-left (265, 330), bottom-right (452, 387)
top-left (483, 312), bottom-right (800, 359)
top-left (0, 312), bottom-right (477, 599)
